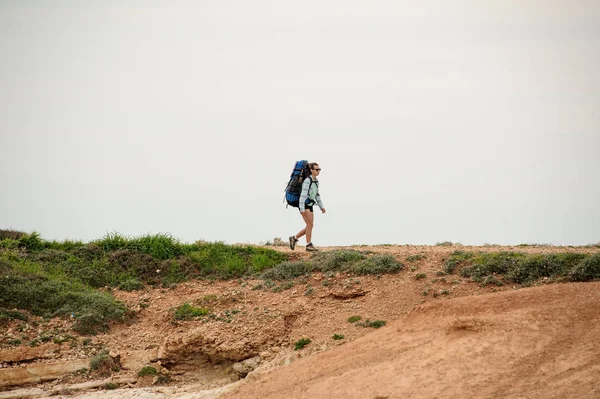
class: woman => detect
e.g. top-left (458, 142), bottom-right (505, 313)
top-left (289, 162), bottom-right (326, 252)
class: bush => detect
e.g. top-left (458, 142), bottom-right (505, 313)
top-left (19, 232), bottom-right (45, 252)
top-left (0, 308), bottom-right (28, 324)
top-left (569, 253), bottom-right (600, 282)
top-left (332, 334), bottom-right (344, 340)
top-left (260, 261), bottom-right (315, 281)
top-left (445, 251), bottom-right (593, 286)
top-left (347, 315), bottom-right (362, 323)
top-left (443, 251), bottom-right (474, 274)
top-left (0, 229), bottom-right (26, 240)
top-left (189, 242), bottom-right (286, 278)
top-left (118, 278), bottom-right (144, 291)
top-left (356, 319), bottom-right (386, 329)
top-left (138, 366), bottom-right (158, 377)
top-left (0, 274), bottom-right (127, 335)
top-left (174, 303), bottom-right (210, 320)
top-left (406, 254), bottom-right (426, 262)
top-left (294, 338), bottom-right (311, 350)
top-left (311, 250), bottom-right (365, 272)
top-left (351, 254), bottom-right (404, 275)
top-left (90, 350), bottom-right (119, 376)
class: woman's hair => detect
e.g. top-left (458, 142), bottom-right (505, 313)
top-left (308, 162), bottom-right (319, 170)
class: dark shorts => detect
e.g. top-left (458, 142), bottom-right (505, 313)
top-left (301, 205), bottom-right (314, 212)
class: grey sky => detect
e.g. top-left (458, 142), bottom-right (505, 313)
top-left (1, 1), bottom-right (599, 246)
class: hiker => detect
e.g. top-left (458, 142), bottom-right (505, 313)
top-left (289, 162), bottom-right (326, 252)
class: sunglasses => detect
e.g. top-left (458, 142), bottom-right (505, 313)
top-left (313, 168), bottom-right (321, 171)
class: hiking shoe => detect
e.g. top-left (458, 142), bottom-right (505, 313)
top-left (305, 243), bottom-right (320, 252)
top-left (289, 236), bottom-right (298, 250)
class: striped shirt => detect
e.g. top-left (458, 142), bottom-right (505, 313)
top-left (299, 177), bottom-right (324, 212)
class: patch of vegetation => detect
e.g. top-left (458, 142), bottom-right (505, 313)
top-left (138, 366), bottom-right (158, 377)
top-left (157, 374), bottom-right (172, 384)
top-left (102, 383), bottom-right (118, 390)
top-left (90, 350), bottom-right (119, 376)
top-left (443, 251), bottom-right (593, 286)
top-left (435, 241), bottom-right (455, 246)
top-left (173, 303), bottom-right (210, 320)
top-left (0, 308), bottom-right (28, 324)
top-left (260, 261), bottom-right (315, 280)
top-left (294, 338), bottom-right (311, 350)
top-left (351, 254), bottom-right (404, 275)
top-left (356, 319), bottom-right (386, 329)
top-left (304, 285), bottom-right (314, 296)
top-left (443, 251), bottom-right (475, 274)
top-left (406, 254), bottom-right (426, 262)
top-left (347, 315), bottom-right (362, 323)
top-left (0, 273), bottom-right (127, 335)
top-left (415, 273), bottom-right (427, 280)
top-left (332, 334), bottom-right (345, 340)
top-left (0, 232), bottom-right (294, 336)
top-left (569, 253), bottom-right (600, 282)
top-left (0, 229), bottom-right (26, 241)
top-left (260, 250), bottom-right (403, 281)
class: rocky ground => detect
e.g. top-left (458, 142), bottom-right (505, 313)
top-left (1, 244), bottom-right (599, 399)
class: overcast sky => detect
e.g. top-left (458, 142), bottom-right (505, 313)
top-left (1, 1), bottom-right (599, 246)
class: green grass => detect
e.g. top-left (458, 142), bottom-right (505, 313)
top-left (347, 315), bottom-right (362, 323)
top-left (0, 232), bottom-right (287, 335)
top-left (332, 334), bottom-right (345, 340)
top-left (294, 338), bottom-right (311, 350)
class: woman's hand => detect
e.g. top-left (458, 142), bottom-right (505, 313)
top-left (321, 208), bottom-right (327, 214)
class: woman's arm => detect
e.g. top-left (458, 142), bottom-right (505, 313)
top-left (298, 178), bottom-right (311, 212)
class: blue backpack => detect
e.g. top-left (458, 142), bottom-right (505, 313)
top-left (284, 160), bottom-right (312, 208)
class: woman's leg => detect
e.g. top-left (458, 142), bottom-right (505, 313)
top-left (295, 210), bottom-right (314, 243)
top-left (303, 211), bottom-right (314, 244)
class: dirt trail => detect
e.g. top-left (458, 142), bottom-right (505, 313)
top-left (223, 281), bottom-right (600, 399)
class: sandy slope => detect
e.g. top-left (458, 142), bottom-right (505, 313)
top-left (222, 281), bottom-right (600, 399)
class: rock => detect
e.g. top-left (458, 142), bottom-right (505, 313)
top-left (330, 288), bottom-right (367, 299)
top-left (232, 356), bottom-right (261, 377)
top-left (0, 359), bottom-right (89, 388)
top-left (120, 349), bottom-right (159, 370)
top-left (259, 351), bottom-right (273, 360)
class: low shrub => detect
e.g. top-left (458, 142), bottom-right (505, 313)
top-left (445, 250), bottom-right (594, 286)
top-left (0, 308), bottom-right (28, 324)
top-left (0, 229), bottom-right (26, 240)
top-left (569, 253), bottom-right (600, 282)
top-left (347, 315), bottom-right (362, 323)
top-left (138, 366), bottom-right (158, 377)
top-left (311, 250), bottom-right (365, 272)
top-left (90, 350), bottom-right (119, 376)
top-left (351, 254), bottom-right (404, 275)
top-left (356, 319), bottom-right (386, 329)
top-left (174, 303), bottom-right (210, 320)
top-left (260, 261), bottom-right (315, 281)
top-left (406, 254), bottom-right (426, 262)
top-left (294, 338), bottom-right (311, 350)
top-left (0, 274), bottom-right (127, 335)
